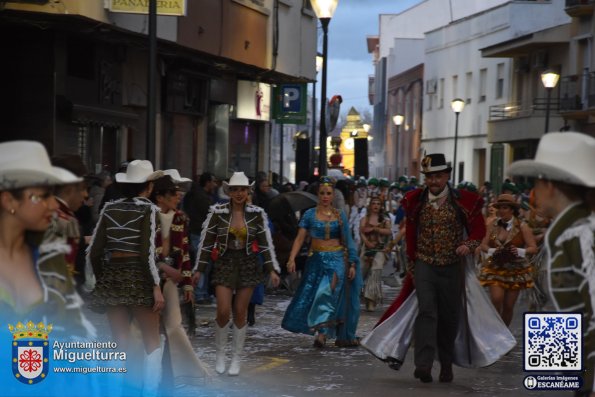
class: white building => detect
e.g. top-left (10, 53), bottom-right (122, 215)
top-left (421, 0), bottom-right (570, 185)
top-left (369, 0), bottom-right (510, 178)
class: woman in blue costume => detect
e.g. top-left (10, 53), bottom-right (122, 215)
top-left (283, 177), bottom-right (362, 347)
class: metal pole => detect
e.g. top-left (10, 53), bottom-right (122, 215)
top-left (311, 80), bottom-right (317, 176)
top-left (279, 123), bottom-right (284, 183)
top-left (453, 112), bottom-right (459, 184)
top-left (318, 18), bottom-right (330, 176)
top-left (544, 87), bottom-right (552, 134)
top-left (395, 124), bottom-right (399, 178)
top-left (146, 0), bottom-right (157, 163)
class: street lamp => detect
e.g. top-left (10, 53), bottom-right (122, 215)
top-left (311, 53), bottom-right (324, 176)
top-left (311, 0), bottom-right (339, 176)
top-left (392, 114), bottom-right (404, 178)
top-left (541, 70), bottom-right (560, 134)
top-left (450, 98), bottom-right (465, 184)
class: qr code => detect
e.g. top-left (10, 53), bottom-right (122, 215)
top-left (524, 313), bottom-right (582, 371)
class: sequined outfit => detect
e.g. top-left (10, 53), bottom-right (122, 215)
top-left (282, 208), bottom-right (362, 342)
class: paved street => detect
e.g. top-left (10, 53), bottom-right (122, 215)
top-left (180, 277), bottom-right (566, 397)
top-left (83, 271), bottom-right (570, 397)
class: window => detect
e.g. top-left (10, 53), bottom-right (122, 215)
top-left (496, 63), bottom-right (505, 99)
top-left (439, 78), bottom-right (445, 109)
top-left (465, 72), bottom-right (473, 104)
top-left (427, 93), bottom-right (433, 111)
top-left (479, 68), bottom-right (487, 102)
top-left (458, 162), bottom-right (464, 184)
top-left (452, 75), bottom-right (458, 99)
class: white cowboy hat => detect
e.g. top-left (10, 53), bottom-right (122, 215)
top-left (163, 169), bottom-right (192, 184)
top-left (508, 132), bottom-right (595, 187)
top-left (223, 172), bottom-right (254, 193)
top-left (115, 160), bottom-right (163, 184)
top-left (0, 140), bottom-right (82, 190)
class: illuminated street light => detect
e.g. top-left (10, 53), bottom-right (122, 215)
top-left (450, 98), bottom-right (465, 184)
top-left (310, 0), bottom-right (339, 176)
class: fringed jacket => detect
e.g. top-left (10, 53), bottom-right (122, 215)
top-left (87, 197), bottom-right (160, 285)
top-left (192, 203), bottom-right (280, 274)
top-left (1, 232), bottom-right (96, 340)
top-left (546, 203), bottom-right (595, 393)
top-left (155, 210), bottom-right (193, 291)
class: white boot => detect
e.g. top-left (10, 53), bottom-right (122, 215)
top-left (142, 346), bottom-right (163, 397)
top-left (215, 321), bottom-right (230, 374)
top-left (228, 324), bottom-right (247, 376)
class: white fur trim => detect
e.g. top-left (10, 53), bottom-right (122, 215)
top-left (555, 214), bottom-right (595, 330)
top-left (193, 205), bottom-right (218, 272)
top-left (85, 199), bottom-right (122, 278)
top-left (38, 241), bottom-right (71, 255)
top-left (135, 198), bottom-right (161, 285)
top-left (259, 209), bottom-right (280, 273)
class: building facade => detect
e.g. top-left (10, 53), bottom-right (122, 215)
top-left (422, 0), bottom-right (569, 187)
top-left (0, 0), bottom-right (317, 180)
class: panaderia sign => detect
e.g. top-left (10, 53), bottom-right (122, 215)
top-left (108, 0), bottom-right (186, 16)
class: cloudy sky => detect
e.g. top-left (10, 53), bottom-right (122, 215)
top-left (320, 0), bottom-right (419, 116)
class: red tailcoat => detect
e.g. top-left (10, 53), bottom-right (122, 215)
top-left (401, 187), bottom-right (486, 263)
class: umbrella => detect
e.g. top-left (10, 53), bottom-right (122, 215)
top-left (327, 168), bottom-right (346, 180)
top-left (272, 191), bottom-right (318, 213)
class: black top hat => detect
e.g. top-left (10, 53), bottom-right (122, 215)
top-left (420, 153), bottom-right (452, 175)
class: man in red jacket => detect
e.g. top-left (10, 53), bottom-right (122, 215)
top-left (401, 153), bottom-right (485, 383)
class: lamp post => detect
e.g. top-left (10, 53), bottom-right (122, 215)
top-left (392, 114), bottom-right (404, 178)
top-left (541, 70), bottom-right (560, 134)
top-left (311, 0), bottom-right (339, 177)
top-left (311, 53), bottom-right (323, 176)
top-left (450, 98), bottom-right (465, 184)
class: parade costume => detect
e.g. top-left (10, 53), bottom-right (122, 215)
top-left (282, 208), bottom-right (362, 345)
top-left (87, 197), bottom-right (161, 308)
top-left (359, 212), bottom-right (390, 311)
top-left (546, 204), bottom-right (595, 393)
top-left (193, 203), bottom-right (280, 282)
top-left (479, 216), bottom-right (534, 289)
top-left (0, 233), bottom-right (95, 339)
top-left (507, 131), bottom-right (595, 397)
top-left (362, 178), bottom-right (515, 373)
top-left (404, 183), bottom-right (485, 381)
top-left (155, 207), bottom-right (211, 384)
top-left (193, 180), bottom-right (279, 375)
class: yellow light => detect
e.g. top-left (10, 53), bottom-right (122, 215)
top-left (393, 114), bottom-right (404, 126)
top-left (451, 98), bottom-right (465, 114)
top-left (541, 70), bottom-right (560, 89)
top-left (310, 0), bottom-right (339, 19)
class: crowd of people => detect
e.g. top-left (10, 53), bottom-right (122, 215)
top-left (0, 132), bottom-right (594, 396)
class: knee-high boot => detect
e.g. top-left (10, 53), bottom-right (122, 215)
top-left (143, 345), bottom-right (164, 397)
top-left (215, 321), bottom-right (230, 374)
top-left (228, 324), bottom-right (247, 376)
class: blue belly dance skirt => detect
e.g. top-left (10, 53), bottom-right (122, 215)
top-left (282, 249), bottom-right (362, 341)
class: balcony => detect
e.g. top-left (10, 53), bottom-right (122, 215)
top-left (488, 98), bottom-right (563, 143)
top-left (489, 98), bottom-right (560, 120)
top-left (558, 72), bottom-right (595, 119)
top-left (565, 0), bottom-right (595, 17)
